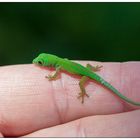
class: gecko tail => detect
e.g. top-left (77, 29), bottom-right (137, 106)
top-left (89, 72), bottom-right (140, 106)
top-left (101, 79), bottom-right (140, 106)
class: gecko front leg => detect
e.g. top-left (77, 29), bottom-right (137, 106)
top-left (78, 64), bottom-right (102, 103)
top-left (46, 66), bottom-right (61, 80)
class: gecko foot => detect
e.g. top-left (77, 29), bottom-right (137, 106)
top-left (93, 65), bottom-right (103, 72)
top-left (45, 75), bottom-right (57, 81)
top-left (77, 92), bottom-right (89, 104)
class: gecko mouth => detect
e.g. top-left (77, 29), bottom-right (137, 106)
top-left (32, 59), bottom-right (36, 64)
top-left (32, 58), bottom-right (38, 64)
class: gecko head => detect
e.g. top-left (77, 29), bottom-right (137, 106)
top-left (33, 53), bottom-right (54, 66)
top-left (32, 53), bottom-right (47, 66)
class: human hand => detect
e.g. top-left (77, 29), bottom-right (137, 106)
top-left (0, 61), bottom-right (140, 137)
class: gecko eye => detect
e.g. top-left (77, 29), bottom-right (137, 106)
top-left (38, 60), bottom-right (43, 65)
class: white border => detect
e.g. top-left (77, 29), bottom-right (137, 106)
top-left (0, 0), bottom-right (140, 2)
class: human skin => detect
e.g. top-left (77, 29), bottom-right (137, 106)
top-left (0, 61), bottom-right (140, 137)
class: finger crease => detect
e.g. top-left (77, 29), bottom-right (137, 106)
top-left (50, 81), bottom-right (63, 124)
top-left (59, 77), bottom-right (69, 123)
top-left (76, 119), bottom-right (86, 137)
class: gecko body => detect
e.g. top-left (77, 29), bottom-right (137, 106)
top-left (33, 53), bottom-right (140, 106)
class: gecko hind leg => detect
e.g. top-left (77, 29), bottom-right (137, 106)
top-left (77, 64), bottom-right (93, 103)
top-left (78, 63), bottom-right (103, 103)
top-left (78, 76), bottom-right (89, 104)
top-left (87, 63), bottom-right (103, 72)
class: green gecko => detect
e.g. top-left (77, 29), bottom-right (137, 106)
top-left (33, 53), bottom-right (140, 106)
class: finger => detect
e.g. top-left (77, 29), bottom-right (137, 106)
top-left (0, 132), bottom-right (4, 137)
top-left (0, 62), bottom-right (140, 136)
top-left (24, 110), bottom-right (140, 137)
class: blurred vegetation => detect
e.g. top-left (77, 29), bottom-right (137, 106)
top-left (0, 3), bottom-right (140, 65)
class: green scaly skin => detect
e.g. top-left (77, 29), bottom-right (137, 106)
top-left (33, 53), bottom-right (140, 106)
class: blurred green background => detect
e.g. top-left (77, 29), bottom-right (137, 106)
top-left (0, 3), bottom-right (140, 66)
